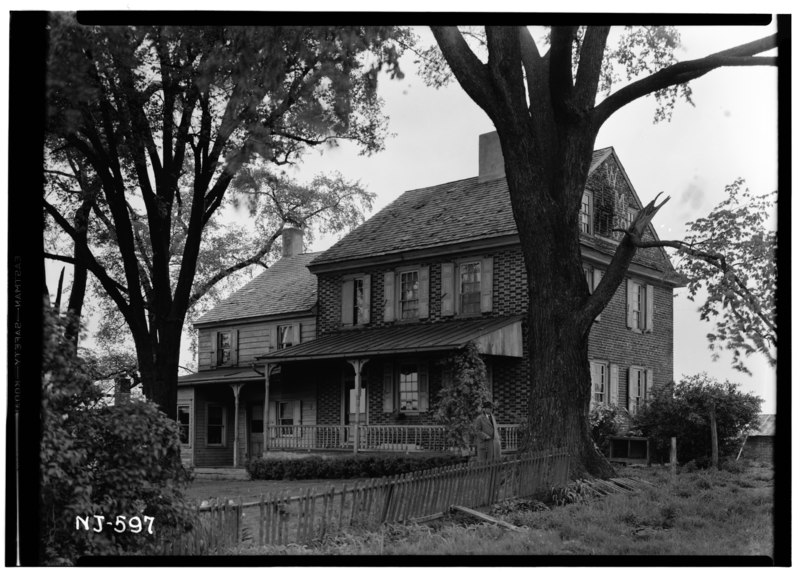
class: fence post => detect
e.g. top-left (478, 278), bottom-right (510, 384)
top-left (670, 437), bottom-right (677, 483)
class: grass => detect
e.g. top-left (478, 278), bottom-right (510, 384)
top-left (185, 477), bottom-right (360, 505)
top-left (223, 458), bottom-right (773, 557)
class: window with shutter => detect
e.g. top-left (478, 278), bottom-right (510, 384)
top-left (628, 366), bottom-right (647, 415)
top-left (590, 361), bottom-right (607, 404)
top-left (178, 404), bottom-right (191, 446)
top-left (277, 324), bottom-right (294, 349)
top-left (383, 362), bottom-right (394, 412)
top-left (626, 279), bottom-right (653, 332)
top-left (214, 331), bottom-right (234, 366)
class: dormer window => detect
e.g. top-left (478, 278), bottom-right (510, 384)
top-left (278, 324), bottom-right (295, 349)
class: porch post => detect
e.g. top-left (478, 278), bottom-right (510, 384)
top-left (230, 383), bottom-right (244, 467)
top-left (263, 364), bottom-right (273, 455)
top-left (347, 358), bottom-right (369, 455)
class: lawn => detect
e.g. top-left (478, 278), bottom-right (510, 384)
top-left (185, 477), bottom-right (361, 505)
top-left (223, 458), bottom-right (773, 557)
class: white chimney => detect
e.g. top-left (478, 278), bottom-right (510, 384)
top-left (478, 131), bottom-right (505, 183)
top-left (282, 227), bottom-right (304, 258)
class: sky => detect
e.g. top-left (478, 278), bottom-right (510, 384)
top-left (284, 25), bottom-right (780, 412)
top-left (33, 21), bottom-right (780, 412)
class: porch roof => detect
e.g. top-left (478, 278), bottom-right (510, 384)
top-left (257, 315), bottom-right (524, 363)
top-left (177, 366), bottom-right (263, 386)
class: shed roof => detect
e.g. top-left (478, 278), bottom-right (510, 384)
top-left (194, 252), bottom-right (318, 326)
top-left (257, 315), bottom-right (524, 362)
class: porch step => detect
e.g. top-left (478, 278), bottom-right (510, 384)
top-left (193, 467), bottom-right (249, 481)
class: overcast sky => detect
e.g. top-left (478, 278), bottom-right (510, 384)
top-left (287, 25), bottom-right (779, 412)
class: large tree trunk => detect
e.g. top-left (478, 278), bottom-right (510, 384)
top-left (502, 129), bottom-right (614, 478)
top-left (134, 323), bottom-right (181, 419)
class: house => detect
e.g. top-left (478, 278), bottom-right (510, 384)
top-left (178, 132), bottom-right (683, 468)
top-left (739, 413), bottom-right (775, 463)
top-left (177, 227), bottom-right (318, 468)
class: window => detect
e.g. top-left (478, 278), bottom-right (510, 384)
top-left (399, 270), bottom-right (420, 320)
top-left (584, 266), bottom-right (594, 292)
top-left (398, 364), bottom-right (419, 412)
top-left (353, 277), bottom-right (366, 324)
top-left (278, 325), bottom-right (294, 349)
top-left (590, 362), bottom-right (607, 404)
top-left (580, 191), bottom-right (592, 234)
top-left (216, 331), bottom-right (232, 366)
top-left (459, 261), bottom-right (482, 315)
top-left (627, 279), bottom-right (653, 332)
top-left (207, 404), bottom-right (225, 446)
top-left (178, 404), bottom-right (191, 446)
top-left (383, 361), bottom-right (429, 413)
top-left (278, 401), bottom-right (294, 435)
top-left (629, 368), bottom-right (646, 415)
top-left (341, 275), bottom-right (370, 327)
top-left (251, 404), bottom-right (263, 434)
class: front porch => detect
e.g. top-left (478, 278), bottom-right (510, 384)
top-left (253, 423), bottom-right (521, 456)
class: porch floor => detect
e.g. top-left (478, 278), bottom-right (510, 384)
top-left (193, 467), bottom-right (249, 481)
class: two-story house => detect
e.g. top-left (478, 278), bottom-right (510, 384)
top-left (177, 227), bottom-right (319, 469)
top-left (179, 131), bottom-right (683, 468)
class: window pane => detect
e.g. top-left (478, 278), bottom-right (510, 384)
top-left (207, 426), bottom-right (222, 445)
top-left (580, 193), bottom-right (590, 233)
top-left (353, 278), bottom-right (364, 324)
top-left (178, 406), bottom-right (190, 445)
top-left (208, 406), bottom-right (223, 426)
top-left (400, 271), bottom-right (419, 319)
top-left (399, 364), bottom-right (419, 411)
top-left (279, 325), bottom-right (293, 348)
top-left (460, 262), bottom-right (481, 314)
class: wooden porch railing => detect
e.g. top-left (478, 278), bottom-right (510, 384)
top-left (261, 424), bottom-right (521, 454)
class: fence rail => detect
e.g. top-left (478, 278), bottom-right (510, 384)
top-left (262, 424), bottom-right (521, 453)
top-left (159, 448), bottom-right (568, 555)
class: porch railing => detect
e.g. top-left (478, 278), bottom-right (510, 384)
top-left (261, 424), bottom-right (520, 453)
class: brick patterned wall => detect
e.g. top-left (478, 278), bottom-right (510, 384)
top-left (315, 244), bottom-right (675, 426)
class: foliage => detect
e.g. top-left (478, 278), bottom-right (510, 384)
top-left (433, 342), bottom-right (493, 450)
top-left (550, 480), bottom-right (592, 507)
top-left (632, 373), bottom-right (762, 464)
top-left (40, 309), bottom-right (193, 564)
top-left (44, 18), bottom-right (409, 411)
top-left (676, 179), bottom-right (777, 374)
top-left (245, 453), bottom-right (465, 481)
top-left (589, 402), bottom-right (621, 454)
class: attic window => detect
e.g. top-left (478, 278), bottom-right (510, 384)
top-left (579, 191), bottom-right (592, 234)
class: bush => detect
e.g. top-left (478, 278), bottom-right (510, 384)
top-left (633, 373), bottom-right (761, 465)
top-left (246, 453), bottom-right (467, 481)
top-left (589, 403), bottom-right (621, 453)
top-left (433, 342), bottom-right (492, 450)
top-left (40, 310), bottom-right (193, 564)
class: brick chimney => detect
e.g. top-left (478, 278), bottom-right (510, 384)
top-left (282, 227), bottom-right (304, 258)
top-left (478, 131), bottom-right (505, 183)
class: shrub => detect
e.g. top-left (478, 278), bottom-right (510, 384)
top-left (246, 453), bottom-right (467, 481)
top-left (632, 373), bottom-right (761, 465)
top-left (40, 310), bottom-right (193, 564)
top-left (589, 402), bottom-right (621, 453)
top-left (433, 342), bottom-right (492, 451)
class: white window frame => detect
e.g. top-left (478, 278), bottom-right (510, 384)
top-left (397, 361), bottom-right (421, 413)
top-left (277, 400), bottom-right (295, 435)
top-left (580, 191), bottom-right (593, 234)
top-left (455, 259), bottom-right (483, 315)
top-left (629, 367), bottom-right (646, 415)
top-left (206, 403), bottom-right (226, 447)
top-left (590, 361), bottom-right (608, 405)
top-left (277, 324), bottom-right (294, 349)
top-left (397, 267), bottom-right (420, 321)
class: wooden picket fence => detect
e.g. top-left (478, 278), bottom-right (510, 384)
top-left (157, 449), bottom-right (569, 554)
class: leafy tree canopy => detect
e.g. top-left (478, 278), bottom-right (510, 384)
top-left (676, 179), bottom-right (776, 374)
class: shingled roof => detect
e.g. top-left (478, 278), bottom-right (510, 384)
top-left (194, 252), bottom-right (318, 326)
top-left (309, 148), bottom-right (619, 267)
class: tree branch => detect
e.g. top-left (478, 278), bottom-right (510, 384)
top-left (431, 26), bottom-right (498, 121)
top-left (594, 34), bottom-right (778, 127)
top-left (629, 236), bottom-right (777, 337)
top-left (573, 26), bottom-right (610, 109)
top-left (549, 26), bottom-right (578, 118)
top-left (187, 227), bottom-right (283, 307)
